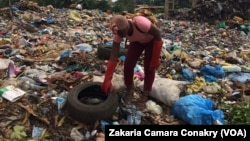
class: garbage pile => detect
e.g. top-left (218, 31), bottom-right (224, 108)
top-left (175, 0), bottom-right (250, 22)
top-left (0, 0), bottom-right (249, 141)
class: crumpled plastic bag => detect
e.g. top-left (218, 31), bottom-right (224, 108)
top-left (121, 105), bottom-right (144, 125)
top-left (75, 43), bottom-right (93, 52)
top-left (200, 64), bottom-right (225, 82)
top-left (226, 72), bottom-right (250, 83)
top-left (171, 94), bottom-right (224, 125)
top-left (181, 67), bottom-right (196, 81)
top-left (70, 127), bottom-right (84, 141)
top-left (69, 10), bottom-right (83, 22)
top-left (0, 59), bottom-right (14, 70)
top-left (145, 100), bottom-right (162, 114)
top-left (186, 77), bottom-right (206, 94)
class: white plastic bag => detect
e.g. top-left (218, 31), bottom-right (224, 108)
top-left (146, 100), bottom-right (163, 114)
top-left (136, 76), bottom-right (190, 107)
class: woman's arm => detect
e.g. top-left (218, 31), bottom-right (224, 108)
top-left (147, 24), bottom-right (162, 41)
top-left (110, 41), bottom-right (121, 61)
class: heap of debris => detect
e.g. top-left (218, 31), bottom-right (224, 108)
top-left (175, 0), bottom-right (250, 22)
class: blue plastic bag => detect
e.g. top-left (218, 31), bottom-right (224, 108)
top-left (181, 67), bottom-right (195, 81)
top-left (60, 49), bottom-right (73, 58)
top-left (75, 43), bottom-right (93, 52)
top-left (171, 94), bottom-right (224, 125)
top-left (105, 41), bottom-right (123, 48)
top-left (200, 65), bottom-right (225, 82)
top-left (46, 15), bottom-right (55, 24)
top-left (227, 72), bottom-right (250, 83)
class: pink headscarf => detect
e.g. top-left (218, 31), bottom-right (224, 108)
top-left (110, 15), bottom-right (128, 35)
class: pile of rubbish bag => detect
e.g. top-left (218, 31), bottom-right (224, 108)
top-left (176, 0), bottom-right (250, 22)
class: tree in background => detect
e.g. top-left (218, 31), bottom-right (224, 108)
top-left (112, 0), bottom-right (135, 13)
top-left (0, 0), bottom-right (19, 8)
top-left (96, 0), bottom-right (111, 12)
top-left (0, 0), bottom-right (164, 13)
top-left (0, 0), bottom-right (72, 8)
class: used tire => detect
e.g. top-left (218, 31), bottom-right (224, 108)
top-left (97, 44), bottom-right (127, 60)
top-left (66, 82), bottom-right (119, 123)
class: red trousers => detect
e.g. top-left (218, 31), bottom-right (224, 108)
top-left (124, 41), bottom-right (155, 92)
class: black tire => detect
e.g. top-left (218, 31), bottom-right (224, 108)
top-left (66, 82), bottom-right (119, 123)
top-left (97, 44), bottom-right (127, 60)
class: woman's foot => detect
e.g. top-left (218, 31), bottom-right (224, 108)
top-left (122, 87), bottom-right (135, 105)
top-left (136, 91), bottom-right (149, 111)
top-left (141, 92), bottom-right (149, 102)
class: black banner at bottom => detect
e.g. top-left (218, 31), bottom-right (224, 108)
top-left (105, 125), bottom-right (250, 140)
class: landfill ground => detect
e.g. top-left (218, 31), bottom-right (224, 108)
top-left (0, 1), bottom-right (250, 141)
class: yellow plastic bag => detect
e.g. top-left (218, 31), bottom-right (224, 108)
top-left (69, 10), bottom-right (83, 22)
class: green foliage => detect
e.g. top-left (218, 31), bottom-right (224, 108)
top-left (0, 0), bottom-right (19, 8)
top-left (96, 0), bottom-right (111, 11)
top-left (79, 0), bottom-right (97, 9)
top-left (136, 0), bottom-right (164, 6)
top-left (112, 0), bottom-right (135, 13)
top-left (32, 0), bottom-right (69, 8)
top-left (1, 0), bottom-right (166, 12)
top-left (219, 101), bottom-right (250, 125)
top-left (0, 0), bottom-right (71, 8)
top-left (153, 0), bottom-right (165, 6)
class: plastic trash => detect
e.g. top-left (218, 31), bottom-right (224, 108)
top-left (85, 131), bottom-right (91, 140)
top-left (60, 49), bottom-right (73, 58)
top-left (32, 126), bottom-right (43, 139)
top-left (0, 85), bottom-right (26, 102)
top-left (46, 14), bottom-right (55, 24)
top-left (202, 82), bottom-right (221, 94)
top-left (8, 62), bottom-right (21, 78)
top-left (122, 105), bottom-right (143, 125)
top-left (76, 4), bottom-right (82, 10)
top-left (181, 67), bottom-right (195, 81)
top-left (217, 21), bottom-right (226, 28)
top-left (227, 72), bottom-right (250, 83)
top-left (105, 41), bottom-right (123, 48)
top-left (69, 10), bottom-right (83, 22)
top-left (145, 100), bottom-right (162, 114)
top-left (70, 127), bottom-right (84, 141)
top-left (136, 76), bottom-right (189, 107)
top-left (75, 43), bottom-right (93, 52)
top-left (171, 94), bottom-right (224, 125)
top-left (233, 16), bottom-right (243, 23)
top-left (11, 6), bottom-right (19, 11)
top-left (134, 64), bottom-right (144, 73)
top-left (119, 55), bottom-right (126, 62)
top-left (105, 41), bottom-right (113, 47)
top-left (134, 72), bottom-right (145, 81)
top-left (0, 59), bottom-right (14, 70)
top-left (100, 120), bottom-right (109, 133)
top-left (91, 130), bottom-right (98, 137)
top-left (56, 97), bottom-right (66, 115)
top-left (222, 65), bottom-right (241, 72)
top-left (39, 28), bottom-right (53, 35)
top-left (17, 77), bottom-right (47, 91)
top-left (241, 65), bottom-right (250, 72)
top-left (200, 64), bottom-right (225, 82)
